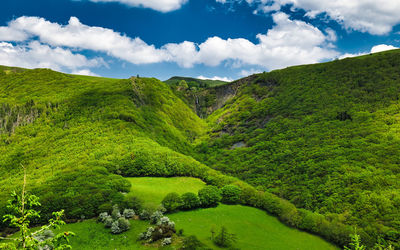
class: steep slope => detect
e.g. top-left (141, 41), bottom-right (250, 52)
top-left (196, 50), bottom-right (400, 247)
top-left (0, 68), bottom-right (207, 229)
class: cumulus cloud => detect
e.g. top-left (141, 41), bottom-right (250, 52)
top-left (0, 14), bottom-right (337, 71)
top-left (71, 69), bottom-right (100, 76)
top-left (0, 41), bottom-right (103, 72)
top-left (339, 44), bottom-right (398, 59)
top-left (86, 0), bottom-right (187, 12)
top-left (197, 75), bottom-right (233, 82)
top-left (228, 0), bottom-right (400, 35)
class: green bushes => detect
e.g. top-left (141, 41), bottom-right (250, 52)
top-left (181, 192), bottom-right (201, 210)
top-left (198, 186), bottom-right (221, 208)
top-left (162, 192), bottom-right (182, 212)
top-left (221, 185), bottom-right (241, 204)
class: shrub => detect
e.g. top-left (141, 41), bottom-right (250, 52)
top-left (181, 192), bottom-right (200, 210)
top-left (150, 210), bottom-right (164, 224)
top-left (123, 208), bottom-right (135, 219)
top-left (111, 221), bottom-right (121, 234)
top-left (162, 237), bottom-right (172, 246)
top-left (104, 216), bottom-right (114, 228)
top-left (139, 209), bottom-right (151, 220)
top-left (111, 204), bottom-right (121, 220)
top-left (117, 217), bottom-right (131, 232)
top-left (98, 212), bottom-right (109, 222)
top-left (162, 192), bottom-right (182, 212)
top-left (198, 186), bottom-right (221, 207)
top-left (122, 196), bottom-right (143, 212)
top-left (98, 203), bottom-right (113, 213)
top-left (221, 185), bottom-right (241, 204)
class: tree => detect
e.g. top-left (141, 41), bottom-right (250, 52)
top-left (344, 230), bottom-right (365, 250)
top-left (162, 192), bottom-right (182, 212)
top-left (198, 186), bottom-right (221, 207)
top-left (221, 185), bottom-right (241, 204)
top-left (0, 165), bottom-right (74, 249)
top-left (181, 192), bottom-right (200, 210)
top-left (213, 226), bottom-right (237, 248)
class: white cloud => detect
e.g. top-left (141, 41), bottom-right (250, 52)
top-left (233, 0), bottom-right (400, 35)
top-left (370, 44), bottom-right (398, 53)
top-left (71, 69), bottom-right (100, 76)
top-left (339, 44), bottom-right (398, 59)
top-left (197, 75), bottom-right (233, 82)
top-left (240, 68), bottom-right (262, 77)
top-left (0, 14), bottom-right (337, 71)
top-left (0, 41), bottom-right (102, 72)
top-left (86, 0), bottom-right (187, 12)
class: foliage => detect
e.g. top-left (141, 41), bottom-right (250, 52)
top-left (139, 216), bottom-right (176, 243)
top-left (0, 169), bottom-right (74, 249)
top-left (180, 192), bottom-right (201, 210)
top-left (122, 209), bottom-right (135, 219)
top-left (198, 186), bottom-right (221, 207)
top-left (212, 226), bottom-right (237, 248)
top-left (220, 185), bottom-right (241, 204)
top-left (162, 192), bottom-right (182, 212)
top-left (150, 211), bottom-right (164, 225)
top-left (181, 235), bottom-right (207, 250)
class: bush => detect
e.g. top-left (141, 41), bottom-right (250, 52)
top-left (198, 186), bottom-right (221, 207)
top-left (122, 196), bottom-right (143, 212)
top-left (139, 209), bottom-right (151, 220)
top-left (150, 210), bottom-right (164, 224)
top-left (123, 208), bottom-right (135, 219)
top-left (221, 185), bottom-right (241, 204)
top-left (181, 192), bottom-right (200, 210)
top-left (111, 204), bottom-right (121, 220)
top-left (117, 217), bottom-right (131, 232)
top-left (162, 192), bottom-right (182, 212)
top-left (162, 237), bottom-right (172, 246)
top-left (98, 212), bottom-right (109, 222)
top-left (104, 216), bottom-right (114, 228)
top-left (111, 221), bottom-right (121, 234)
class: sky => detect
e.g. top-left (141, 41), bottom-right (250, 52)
top-left (1, 0), bottom-right (400, 81)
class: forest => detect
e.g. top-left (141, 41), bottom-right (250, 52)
top-left (0, 50), bottom-right (400, 249)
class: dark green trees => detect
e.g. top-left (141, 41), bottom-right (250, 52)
top-left (221, 185), bottom-right (241, 204)
top-left (162, 192), bottom-right (182, 212)
top-left (181, 192), bottom-right (201, 210)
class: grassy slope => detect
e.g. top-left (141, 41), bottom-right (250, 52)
top-left (170, 205), bottom-right (338, 250)
top-left (0, 67), bottom-right (207, 225)
top-left (126, 177), bottom-right (206, 209)
top-left (164, 76), bottom-right (228, 88)
top-left (197, 50), bottom-right (400, 245)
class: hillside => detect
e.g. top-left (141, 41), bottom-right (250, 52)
top-left (195, 50), bottom-right (400, 247)
top-left (1, 50), bottom-right (400, 249)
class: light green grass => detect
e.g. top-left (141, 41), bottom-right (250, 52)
top-left (126, 177), bottom-right (206, 210)
top-left (169, 205), bottom-right (339, 250)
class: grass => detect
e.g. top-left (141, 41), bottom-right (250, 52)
top-left (126, 177), bottom-right (206, 210)
top-left (169, 205), bottom-right (339, 250)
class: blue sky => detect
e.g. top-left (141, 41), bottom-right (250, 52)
top-left (1, 0), bottom-right (400, 81)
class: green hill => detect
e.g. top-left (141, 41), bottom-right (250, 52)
top-left (195, 50), bottom-right (400, 247)
top-left (1, 49), bottom-right (400, 249)
top-left (164, 76), bottom-right (229, 89)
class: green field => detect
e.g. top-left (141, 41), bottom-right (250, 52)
top-left (170, 205), bottom-right (339, 250)
top-left (126, 177), bottom-right (206, 209)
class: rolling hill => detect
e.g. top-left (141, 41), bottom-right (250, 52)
top-left (1, 49), bottom-right (400, 249)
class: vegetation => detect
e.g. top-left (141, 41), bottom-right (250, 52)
top-left (212, 226), bottom-right (237, 248)
top-left (2, 49), bottom-right (400, 248)
top-left (195, 50), bottom-right (400, 248)
top-left (0, 167), bottom-right (74, 249)
top-left (169, 204), bottom-right (338, 250)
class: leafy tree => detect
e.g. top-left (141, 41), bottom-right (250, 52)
top-left (181, 192), bottom-right (200, 210)
top-left (0, 166), bottom-right (74, 249)
top-left (198, 186), bottom-right (221, 207)
top-left (212, 226), bottom-right (237, 248)
top-left (344, 231), bottom-right (365, 250)
top-left (162, 192), bottom-right (182, 212)
top-left (220, 185), bottom-right (241, 204)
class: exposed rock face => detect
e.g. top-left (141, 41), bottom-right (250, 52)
top-left (192, 75), bottom-right (258, 118)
